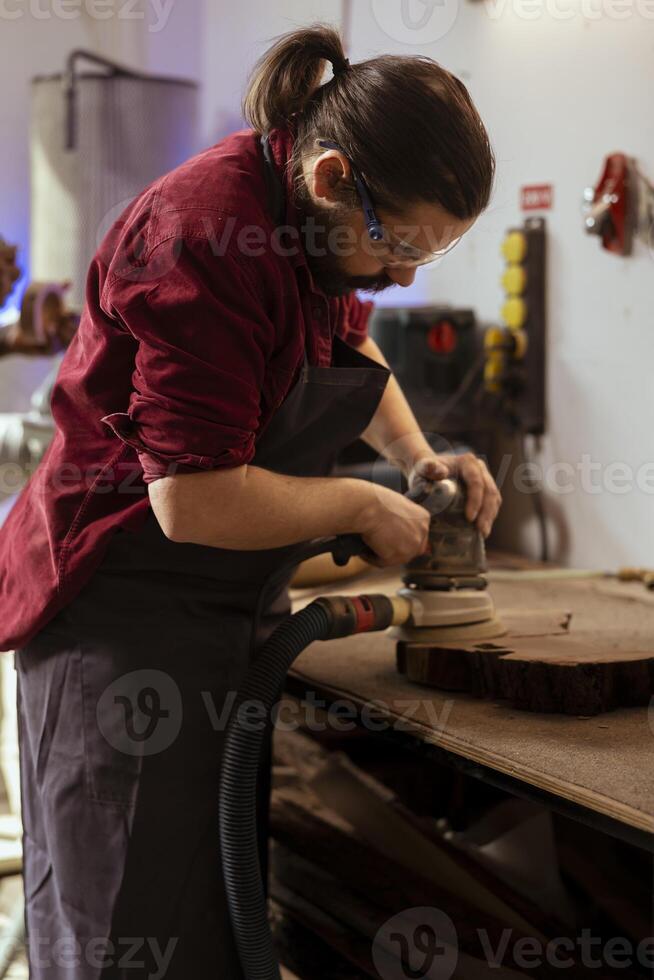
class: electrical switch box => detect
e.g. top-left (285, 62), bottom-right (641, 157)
top-left (487, 217), bottom-right (547, 435)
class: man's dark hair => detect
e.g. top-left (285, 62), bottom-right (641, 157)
top-left (243, 24), bottom-right (495, 221)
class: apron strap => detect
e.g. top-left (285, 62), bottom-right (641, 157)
top-left (261, 133), bottom-right (314, 369)
top-left (261, 134), bottom-right (286, 227)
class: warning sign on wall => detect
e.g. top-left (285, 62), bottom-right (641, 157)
top-left (521, 185), bottom-right (554, 211)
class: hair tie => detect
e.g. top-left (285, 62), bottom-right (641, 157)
top-left (333, 57), bottom-right (351, 77)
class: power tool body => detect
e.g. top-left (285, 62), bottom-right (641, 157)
top-left (394, 477), bottom-right (505, 643)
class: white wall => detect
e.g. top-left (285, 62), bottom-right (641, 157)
top-left (200, 0), bottom-right (344, 146)
top-left (349, 0), bottom-right (654, 569)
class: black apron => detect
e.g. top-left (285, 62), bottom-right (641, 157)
top-left (16, 152), bottom-right (390, 976)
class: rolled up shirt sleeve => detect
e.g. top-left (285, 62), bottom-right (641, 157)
top-left (102, 239), bottom-right (273, 483)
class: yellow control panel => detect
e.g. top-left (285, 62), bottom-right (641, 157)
top-left (483, 219), bottom-right (546, 433)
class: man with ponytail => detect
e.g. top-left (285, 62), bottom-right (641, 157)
top-left (2, 25), bottom-right (501, 978)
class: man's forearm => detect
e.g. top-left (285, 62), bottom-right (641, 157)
top-left (149, 465), bottom-right (378, 550)
top-left (357, 336), bottom-right (433, 474)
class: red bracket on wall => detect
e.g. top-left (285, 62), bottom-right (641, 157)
top-left (584, 153), bottom-right (654, 256)
top-left (584, 153), bottom-right (633, 255)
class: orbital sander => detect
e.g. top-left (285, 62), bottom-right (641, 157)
top-left (393, 477), bottom-right (506, 645)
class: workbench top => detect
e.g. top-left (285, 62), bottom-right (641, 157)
top-left (289, 560), bottom-right (654, 840)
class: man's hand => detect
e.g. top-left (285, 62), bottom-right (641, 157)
top-left (409, 453), bottom-right (502, 538)
top-left (357, 484), bottom-right (431, 567)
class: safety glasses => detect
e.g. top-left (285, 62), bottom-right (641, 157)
top-left (317, 139), bottom-right (461, 268)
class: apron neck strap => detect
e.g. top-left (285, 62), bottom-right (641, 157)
top-left (261, 134), bottom-right (286, 228)
top-left (261, 134), bottom-right (319, 368)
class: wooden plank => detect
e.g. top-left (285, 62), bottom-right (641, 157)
top-left (307, 754), bottom-right (543, 938)
top-left (271, 795), bottom-right (555, 976)
top-left (272, 898), bottom-right (369, 979)
top-left (274, 731), bottom-right (566, 939)
top-left (399, 630), bottom-right (654, 715)
top-left (272, 845), bottom-right (535, 980)
top-left (271, 789), bottom-right (641, 978)
top-left (272, 879), bottom-right (378, 977)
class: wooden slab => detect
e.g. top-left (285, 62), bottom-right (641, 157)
top-left (398, 628), bottom-right (654, 716)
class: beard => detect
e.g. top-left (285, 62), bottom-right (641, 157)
top-left (294, 185), bottom-right (396, 298)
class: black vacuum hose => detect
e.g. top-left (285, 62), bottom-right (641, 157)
top-left (219, 590), bottom-right (404, 980)
top-left (219, 601), bottom-right (332, 980)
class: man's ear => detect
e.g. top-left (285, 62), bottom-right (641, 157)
top-left (309, 150), bottom-right (351, 204)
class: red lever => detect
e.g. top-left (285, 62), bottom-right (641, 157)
top-left (585, 153), bottom-right (633, 255)
top-left (427, 320), bottom-right (457, 355)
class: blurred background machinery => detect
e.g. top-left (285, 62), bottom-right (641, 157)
top-left (0, 50), bottom-right (199, 508)
top-left (31, 49), bottom-right (198, 312)
top-left (342, 220), bottom-right (547, 460)
top-left (0, 242), bottom-right (20, 312)
top-left (336, 220), bottom-right (549, 558)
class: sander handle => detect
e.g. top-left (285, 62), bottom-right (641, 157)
top-left (329, 481), bottom-right (438, 566)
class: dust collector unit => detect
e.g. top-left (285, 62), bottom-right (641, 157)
top-left (30, 50), bottom-right (198, 311)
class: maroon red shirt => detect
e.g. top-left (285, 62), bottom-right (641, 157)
top-left (0, 127), bottom-right (372, 650)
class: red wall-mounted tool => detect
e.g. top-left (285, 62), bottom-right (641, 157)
top-left (584, 153), bottom-right (654, 256)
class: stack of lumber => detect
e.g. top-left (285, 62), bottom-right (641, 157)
top-left (270, 728), bottom-right (646, 979)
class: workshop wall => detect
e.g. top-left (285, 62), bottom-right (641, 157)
top-left (349, 2), bottom-right (654, 570)
top-left (200, 0), bottom-right (344, 146)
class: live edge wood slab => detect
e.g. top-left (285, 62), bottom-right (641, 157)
top-left (396, 619), bottom-right (654, 717)
top-left (289, 557), bottom-right (654, 835)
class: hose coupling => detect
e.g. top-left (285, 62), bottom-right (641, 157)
top-left (313, 594), bottom-right (412, 639)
